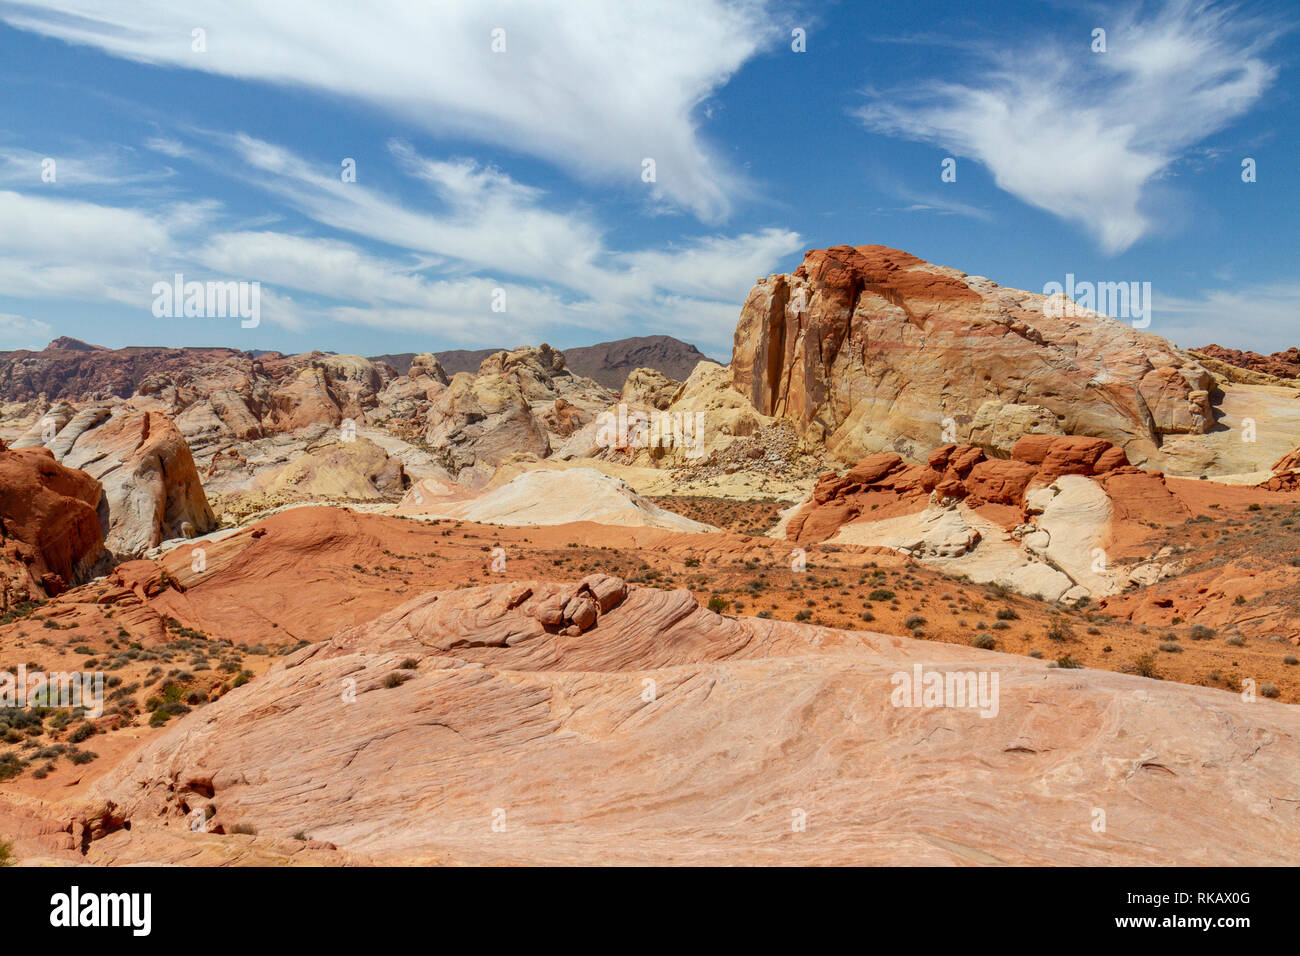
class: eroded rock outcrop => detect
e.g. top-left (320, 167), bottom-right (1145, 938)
top-left (423, 346), bottom-right (614, 479)
top-left (731, 245), bottom-right (1213, 465)
top-left (0, 436), bottom-right (107, 599)
top-left (1195, 343), bottom-right (1300, 381)
top-left (54, 410), bottom-right (216, 555)
top-left (788, 435), bottom-right (1157, 543)
top-left (1260, 444), bottom-right (1300, 492)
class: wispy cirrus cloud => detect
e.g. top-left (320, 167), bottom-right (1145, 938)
top-left (0, 131), bottom-right (802, 350)
top-left (0, 0), bottom-right (777, 221)
top-left (856, 1), bottom-right (1281, 253)
top-left (0, 312), bottom-right (53, 349)
top-left (1156, 281), bottom-right (1300, 353)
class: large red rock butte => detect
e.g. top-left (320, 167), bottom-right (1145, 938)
top-left (730, 245), bottom-right (1214, 465)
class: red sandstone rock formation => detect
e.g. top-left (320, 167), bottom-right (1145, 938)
top-left (787, 435), bottom-right (1156, 543)
top-left (1196, 343), bottom-right (1300, 380)
top-left (730, 245), bottom-right (1213, 465)
top-left (0, 436), bottom-right (107, 598)
top-left (1259, 444), bottom-right (1300, 492)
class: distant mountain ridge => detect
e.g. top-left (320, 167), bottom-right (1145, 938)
top-left (0, 334), bottom-right (710, 403)
top-left (372, 335), bottom-right (711, 390)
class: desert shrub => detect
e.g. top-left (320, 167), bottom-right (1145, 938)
top-left (859, 611), bottom-right (874, 622)
top-left (1028, 649), bottom-right (1043, 659)
top-left (1046, 622), bottom-right (1072, 642)
top-left (995, 607), bottom-right (1019, 621)
top-left (67, 722), bottom-right (95, 743)
top-left (1129, 654), bottom-right (1159, 679)
top-left (1189, 624), bottom-right (1215, 640)
top-left (868, 589), bottom-right (895, 602)
top-left (1284, 655), bottom-right (1298, 666)
top-left (1225, 635), bottom-right (1246, 647)
top-left (1159, 642), bottom-right (1183, 653)
top-left (383, 672), bottom-right (410, 689)
top-left (230, 823), bottom-right (257, 835)
top-left (794, 610), bottom-right (812, 622)
top-left (399, 658), bottom-right (419, 670)
top-left (1055, 655), bottom-right (1083, 669)
top-left (0, 840), bottom-right (13, 867)
top-left (1260, 683), bottom-right (1280, 699)
top-left (972, 633), bottom-right (996, 650)
top-left (903, 615), bottom-right (926, 630)
top-left (707, 596), bottom-right (729, 613)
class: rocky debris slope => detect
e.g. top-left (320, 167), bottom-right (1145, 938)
top-left (730, 245), bottom-right (1214, 466)
top-left (79, 576), bottom-right (1300, 865)
top-left (0, 436), bottom-right (108, 599)
top-left (556, 360), bottom-right (822, 480)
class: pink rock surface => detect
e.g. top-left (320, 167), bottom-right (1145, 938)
top-left (81, 577), bottom-right (1300, 865)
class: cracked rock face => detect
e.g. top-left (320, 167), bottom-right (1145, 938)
top-left (730, 245), bottom-right (1213, 465)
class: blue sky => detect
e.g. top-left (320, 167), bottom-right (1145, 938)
top-left (0, 0), bottom-right (1295, 360)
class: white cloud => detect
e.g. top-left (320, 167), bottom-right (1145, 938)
top-left (616, 229), bottom-right (804, 302)
top-left (144, 137), bottom-right (189, 158)
top-left (856, 1), bottom-right (1279, 253)
top-left (195, 135), bottom-right (803, 348)
top-left (1156, 282), bottom-right (1300, 354)
top-left (0, 130), bottom-right (802, 352)
top-left (0, 146), bottom-right (162, 187)
top-left (0, 312), bottom-right (53, 349)
top-left (1, 0), bottom-right (775, 221)
top-left (224, 133), bottom-right (607, 288)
